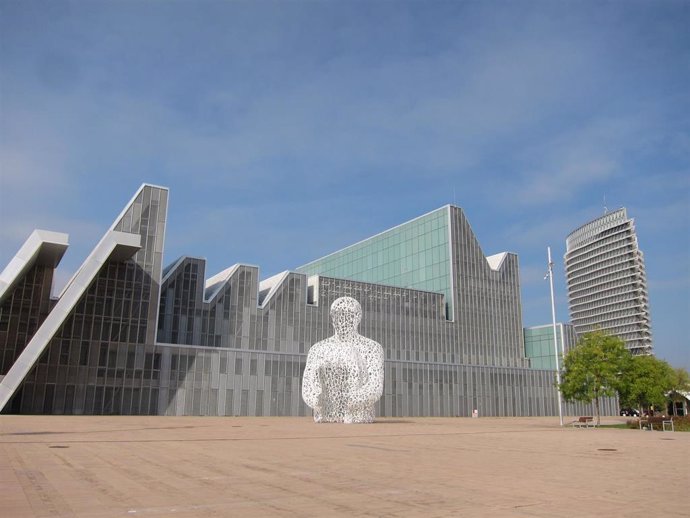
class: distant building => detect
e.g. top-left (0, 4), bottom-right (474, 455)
top-left (0, 185), bottom-right (614, 416)
top-left (667, 391), bottom-right (689, 417)
top-left (523, 323), bottom-right (578, 370)
top-left (564, 208), bottom-right (652, 355)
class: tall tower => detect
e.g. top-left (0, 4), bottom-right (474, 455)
top-left (565, 208), bottom-right (652, 355)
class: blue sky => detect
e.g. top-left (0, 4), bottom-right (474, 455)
top-left (1, 1), bottom-right (688, 368)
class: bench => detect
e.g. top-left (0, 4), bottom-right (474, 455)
top-left (571, 416), bottom-right (596, 428)
top-left (639, 416), bottom-right (674, 432)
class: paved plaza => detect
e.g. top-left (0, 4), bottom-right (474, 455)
top-left (1, 415), bottom-right (687, 517)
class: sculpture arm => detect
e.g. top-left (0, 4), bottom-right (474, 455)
top-left (354, 341), bottom-right (384, 405)
top-left (301, 345), bottom-right (323, 409)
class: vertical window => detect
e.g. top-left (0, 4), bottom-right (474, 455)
top-left (79, 342), bottom-right (90, 366)
top-left (59, 340), bottom-right (70, 365)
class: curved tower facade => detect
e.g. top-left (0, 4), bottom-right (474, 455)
top-left (565, 208), bottom-right (652, 355)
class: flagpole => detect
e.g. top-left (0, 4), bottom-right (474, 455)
top-left (547, 246), bottom-right (564, 427)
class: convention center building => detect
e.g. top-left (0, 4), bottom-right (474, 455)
top-left (0, 184), bottom-right (612, 417)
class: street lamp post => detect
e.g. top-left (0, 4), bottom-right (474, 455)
top-left (547, 246), bottom-right (564, 427)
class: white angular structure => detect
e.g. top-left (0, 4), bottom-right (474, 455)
top-left (302, 297), bottom-right (384, 423)
top-left (565, 208), bottom-right (652, 355)
top-left (0, 229), bottom-right (69, 303)
top-left (0, 230), bottom-right (141, 410)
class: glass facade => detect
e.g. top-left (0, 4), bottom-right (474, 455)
top-left (0, 263), bottom-right (55, 381)
top-left (523, 323), bottom-right (578, 370)
top-left (0, 185), bottom-right (617, 417)
top-left (297, 207), bottom-right (454, 318)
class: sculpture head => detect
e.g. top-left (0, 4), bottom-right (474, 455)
top-left (330, 297), bottom-right (362, 339)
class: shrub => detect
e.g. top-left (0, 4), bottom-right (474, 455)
top-left (672, 415), bottom-right (690, 432)
top-left (626, 415), bottom-right (690, 431)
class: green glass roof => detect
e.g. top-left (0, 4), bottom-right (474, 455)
top-left (296, 206), bottom-right (453, 318)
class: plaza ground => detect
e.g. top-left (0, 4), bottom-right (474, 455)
top-left (1, 415), bottom-right (687, 517)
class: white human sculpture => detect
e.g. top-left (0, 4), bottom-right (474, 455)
top-left (302, 297), bottom-right (384, 423)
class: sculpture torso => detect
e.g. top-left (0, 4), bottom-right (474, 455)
top-left (302, 297), bottom-right (384, 423)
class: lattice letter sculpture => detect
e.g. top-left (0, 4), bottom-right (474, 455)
top-left (302, 297), bottom-right (384, 423)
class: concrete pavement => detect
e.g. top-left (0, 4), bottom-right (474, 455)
top-left (1, 415), bottom-right (687, 517)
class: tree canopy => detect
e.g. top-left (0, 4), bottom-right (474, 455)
top-left (559, 330), bottom-right (629, 424)
top-left (667, 367), bottom-right (690, 415)
top-left (560, 330), bottom-right (685, 420)
top-left (669, 367), bottom-right (690, 394)
top-left (618, 355), bottom-right (673, 414)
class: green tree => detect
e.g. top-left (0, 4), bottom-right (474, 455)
top-left (618, 355), bottom-right (673, 416)
top-left (559, 331), bottom-right (629, 425)
top-left (667, 367), bottom-right (690, 416)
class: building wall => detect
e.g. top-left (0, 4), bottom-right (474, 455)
top-left (0, 262), bottom-right (56, 415)
top-left (524, 323), bottom-right (578, 370)
top-left (448, 206), bottom-right (526, 368)
top-left (1, 185), bottom-right (168, 415)
top-left (0, 263), bottom-right (55, 377)
top-left (297, 206), bottom-right (454, 318)
top-left (149, 198), bottom-right (585, 417)
top-left (565, 208), bottom-right (652, 355)
top-left (1, 185), bottom-right (617, 417)
top-left (154, 270), bottom-right (614, 417)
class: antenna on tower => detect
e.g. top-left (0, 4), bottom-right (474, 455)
top-left (603, 195), bottom-right (608, 214)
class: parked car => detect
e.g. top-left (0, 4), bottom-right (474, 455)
top-left (620, 408), bottom-right (640, 417)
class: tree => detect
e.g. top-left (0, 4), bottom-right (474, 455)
top-left (559, 331), bottom-right (630, 425)
top-left (618, 355), bottom-right (673, 416)
top-left (667, 367), bottom-right (690, 416)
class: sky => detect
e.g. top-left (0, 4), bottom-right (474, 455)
top-left (1, 1), bottom-right (688, 368)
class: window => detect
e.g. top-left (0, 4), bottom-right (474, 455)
top-left (79, 342), bottom-right (90, 366)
